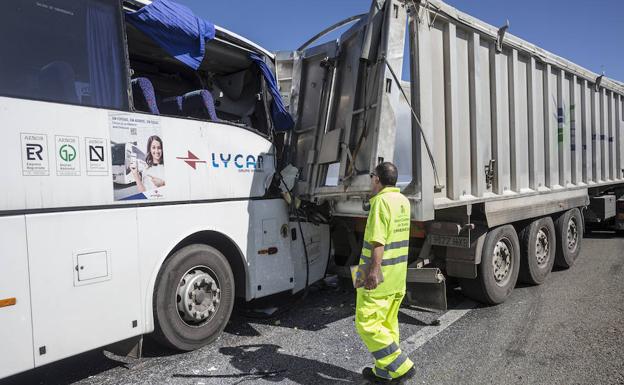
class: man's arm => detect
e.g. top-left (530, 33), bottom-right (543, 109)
top-left (364, 242), bottom-right (384, 290)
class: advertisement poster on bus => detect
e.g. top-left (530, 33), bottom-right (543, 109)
top-left (109, 113), bottom-right (166, 201)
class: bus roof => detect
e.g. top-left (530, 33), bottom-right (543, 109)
top-left (123, 0), bottom-right (275, 61)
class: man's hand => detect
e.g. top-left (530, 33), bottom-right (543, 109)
top-left (364, 242), bottom-right (384, 290)
top-left (364, 264), bottom-right (381, 290)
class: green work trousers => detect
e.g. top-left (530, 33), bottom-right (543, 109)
top-left (355, 289), bottom-right (414, 380)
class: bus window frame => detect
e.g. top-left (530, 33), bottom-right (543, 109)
top-left (125, 33), bottom-right (277, 140)
top-left (118, 0), bottom-right (134, 114)
top-left (0, 0), bottom-right (133, 113)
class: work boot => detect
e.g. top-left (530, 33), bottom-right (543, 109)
top-left (362, 367), bottom-right (391, 383)
top-left (362, 366), bottom-right (416, 384)
top-left (393, 366), bottom-right (416, 383)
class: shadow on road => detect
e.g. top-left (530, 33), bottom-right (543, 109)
top-left (229, 279), bottom-right (357, 333)
top-left (0, 350), bottom-right (123, 385)
top-left (583, 230), bottom-right (623, 239)
top-left (172, 344), bottom-right (359, 384)
top-left (141, 337), bottom-right (185, 358)
top-left (398, 311), bottom-right (437, 326)
top-left (1, 276), bottom-right (472, 385)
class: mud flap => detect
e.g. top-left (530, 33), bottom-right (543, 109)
top-left (104, 335), bottom-right (143, 359)
top-left (405, 268), bottom-right (447, 312)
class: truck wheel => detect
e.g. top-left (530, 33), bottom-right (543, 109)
top-left (153, 244), bottom-right (235, 351)
top-left (460, 225), bottom-right (520, 305)
top-left (518, 217), bottom-right (556, 285)
top-left (554, 208), bottom-right (583, 269)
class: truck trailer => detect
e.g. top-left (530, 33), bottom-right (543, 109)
top-left (275, 0), bottom-right (624, 307)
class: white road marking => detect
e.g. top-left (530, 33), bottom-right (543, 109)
top-left (317, 373), bottom-right (354, 382)
top-left (402, 300), bottom-right (477, 355)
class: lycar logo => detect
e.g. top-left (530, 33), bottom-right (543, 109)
top-left (177, 151), bottom-right (264, 172)
top-left (176, 151), bottom-right (206, 170)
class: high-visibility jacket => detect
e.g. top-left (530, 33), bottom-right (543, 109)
top-left (359, 186), bottom-right (410, 295)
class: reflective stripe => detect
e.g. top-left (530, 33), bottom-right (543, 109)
top-left (374, 367), bottom-right (392, 379)
top-left (360, 255), bottom-right (408, 266)
top-left (363, 240), bottom-right (410, 251)
top-left (386, 240), bottom-right (410, 250)
top-left (385, 352), bottom-right (408, 372)
top-left (372, 342), bottom-right (399, 360)
top-left (382, 255), bottom-right (408, 266)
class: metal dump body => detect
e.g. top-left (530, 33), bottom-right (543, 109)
top-left (407, 0), bottom-right (624, 221)
top-left (278, 0), bottom-right (624, 223)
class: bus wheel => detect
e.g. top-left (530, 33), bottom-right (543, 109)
top-left (554, 208), bottom-right (583, 269)
top-left (518, 217), bottom-right (556, 285)
top-left (153, 244), bottom-right (234, 351)
top-left (460, 225), bottom-right (520, 305)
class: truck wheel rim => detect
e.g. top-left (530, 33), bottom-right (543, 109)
top-left (535, 228), bottom-right (550, 266)
top-left (567, 218), bottom-right (579, 252)
top-left (176, 266), bottom-right (221, 326)
top-left (492, 238), bottom-right (513, 286)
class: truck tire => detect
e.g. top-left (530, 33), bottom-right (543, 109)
top-left (460, 225), bottom-right (520, 305)
top-left (518, 217), bottom-right (556, 285)
top-left (554, 208), bottom-right (583, 269)
top-left (153, 244), bottom-right (235, 351)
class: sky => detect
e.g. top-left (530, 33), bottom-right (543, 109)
top-left (175, 0), bottom-right (624, 82)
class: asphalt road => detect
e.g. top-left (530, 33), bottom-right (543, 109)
top-left (3, 232), bottom-right (624, 385)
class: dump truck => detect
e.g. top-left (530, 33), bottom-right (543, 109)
top-left (276, 0), bottom-right (624, 308)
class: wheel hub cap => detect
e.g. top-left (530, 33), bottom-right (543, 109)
top-left (567, 218), bottom-right (578, 252)
top-left (492, 239), bottom-right (512, 285)
top-left (535, 229), bottom-right (549, 266)
top-left (177, 268), bottom-right (221, 325)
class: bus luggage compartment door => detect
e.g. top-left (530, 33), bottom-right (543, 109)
top-left (25, 209), bottom-right (143, 366)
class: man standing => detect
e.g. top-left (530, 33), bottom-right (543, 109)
top-left (356, 162), bottom-right (415, 383)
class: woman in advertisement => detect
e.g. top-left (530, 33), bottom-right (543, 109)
top-left (131, 135), bottom-right (165, 192)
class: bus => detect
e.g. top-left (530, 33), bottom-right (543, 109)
top-left (0, 0), bottom-right (330, 378)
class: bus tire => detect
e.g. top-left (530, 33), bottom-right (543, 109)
top-left (554, 208), bottom-right (583, 269)
top-left (153, 244), bottom-right (235, 351)
top-left (518, 217), bottom-right (556, 285)
top-left (460, 225), bottom-right (520, 305)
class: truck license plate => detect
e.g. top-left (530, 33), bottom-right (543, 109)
top-left (429, 234), bottom-right (470, 248)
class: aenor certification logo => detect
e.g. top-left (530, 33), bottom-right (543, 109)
top-left (21, 133), bottom-right (49, 176)
top-left (56, 135), bottom-right (80, 176)
top-left (85, 137), bottom-right (108, 176)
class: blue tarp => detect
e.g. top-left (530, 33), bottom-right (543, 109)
top-left (125, 0), bottom-right (215, 70)
top-left (250, 53), bottom-right (295, 132)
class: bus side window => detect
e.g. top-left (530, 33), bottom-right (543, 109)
top-left (0, 0), bottom-right (128, 110)
top-left (126, 24), bottom-right (271, 133)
